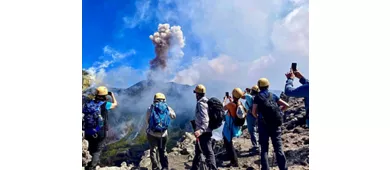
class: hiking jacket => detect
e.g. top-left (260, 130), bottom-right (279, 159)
top-left (145, 105), bottom-right (176, 137)
top-left (285, 77), bottom-right (309, 118)
top-left (244, 94), bottom-right (256, 118)
top-left (195, 96), bottom-right (212, 135)
top-left (222, 113), bottom-right (242, 142)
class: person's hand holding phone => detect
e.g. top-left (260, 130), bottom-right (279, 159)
top-left (285, 69), bottom-right (295, 79)
top-left (293, 70), bottom-right (303, 79)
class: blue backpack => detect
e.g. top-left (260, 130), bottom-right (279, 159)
top-left (148, 102), bottom-right (171, 132)
top-left (82, 100), bottom-right (105, 136)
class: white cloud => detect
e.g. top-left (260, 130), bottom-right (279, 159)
top-left (85, 46), bottom-right (139, 88)
top-left (172, 55), bottom-right (273, 86)
top-left (271, 5), bottom-right (309, 58)
top-left (102, 66), bottom-right (143, 88)
top-left (154, 0), bottom-right (309, 90)
top-left (123, 0), bottom-right (309, 91)
top-left (123, 0), bottom-right (151, 29)
top-left (103, 45), bottom-right (136, 61)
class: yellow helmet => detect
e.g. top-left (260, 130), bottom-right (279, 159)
top-left (232, 88), bottom-right (244, 99)
top-left (193, 84), bottom-right (206, 94)
top-left (257, 78), bottom-right (270, 88)
top-left (96, 86), bottom-right (108, 95)
top-left (251, 85), bottom-right (260, 92)
top-left (154, 92), bottom-right (166, 100)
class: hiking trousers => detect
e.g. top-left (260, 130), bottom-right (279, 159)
top-left (84, 134), bottom-right (106, 170)
top-left (246, 114), bottom-right (258, 148)
top-left (191, 132), bottom-right (217, 170)
top-left (223, 135), bottom-right (238, 166)
top-left (258, 121), bottom-right (287, 170)
top-left (147, 133), bottom-right (169, 170)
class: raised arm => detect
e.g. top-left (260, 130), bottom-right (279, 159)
top-left (299, 77), bottom-right (309, 85)
top-left (223, 96), bottom-right (233, 111)
top-left (168, 106), bottom-right (177, 119)
top-left (294, 70), bottom-right (309, 85)
top-left (284, 79), bottom-right (309, 98)
top-left (109, 92), bottom-right (118, 109)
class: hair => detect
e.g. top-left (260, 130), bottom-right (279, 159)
top-left (259, 86), bottom-right (269, 91)
top-left (154, 99), bottom-right (166, 103)
top-left (250, 90), bottom-right (258, 96)
top-left (196, 93), bottom-right (205, 100)
top-left (95, 95), bottom-right (107, 102)
top-left (233, 96), bottom-right (239, 104)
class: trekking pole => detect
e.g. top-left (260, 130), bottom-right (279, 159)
top-left (196, 137), bottom-right (208, 170)
top-left (196, 137), bottom-right (203, 154)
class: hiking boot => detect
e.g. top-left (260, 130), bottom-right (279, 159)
top-left (249, 147), bottom-right (258, 153)
top-left (230, 162), bottom-right (239, 167)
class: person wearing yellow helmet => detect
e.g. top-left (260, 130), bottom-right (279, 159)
top-left (240, 85), bottom-right (260, 152)
top-left (191, 84), bottom-right (218, 170)
top-left (251, 78), bottom-right (289, 170)
top-left (83, 86), bottom-right (118, 170)
top-left (221, 87), bottom-right (245, 167)
top-left (145, 92), bottom-right (176, 170)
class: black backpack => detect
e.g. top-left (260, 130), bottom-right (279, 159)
top-left (207, 97), bottom-right (224, 130)
top-left (257, 92), bottom-right (283, 129)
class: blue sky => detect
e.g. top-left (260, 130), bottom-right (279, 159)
top-left (83, 0), bottom-right (309, 91)
top-left (83, 0), bottom-right (155, 70)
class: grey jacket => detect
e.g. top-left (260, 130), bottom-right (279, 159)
top-left (195, 96), bottom-right (211, 135)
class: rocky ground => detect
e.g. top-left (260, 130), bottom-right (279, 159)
top-left (83, 93), bottom-right (309, 170)
top-left (136, 126), bottom-right (308, 170)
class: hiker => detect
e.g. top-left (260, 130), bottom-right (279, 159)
top-left (252, 78), bottom-right (289, 170)
top-left (191, 84), bottom-right (218, 170)
top-left (241, 85), bottom-right (260, 152)
top-left (285, 69), bottom-right (309, 127)
top-left (222, 88), bottom-right (246, 167)
top-left (82, 86), bottom-right (118, 170)
top-left (145, 92), bottom-right (176, 170)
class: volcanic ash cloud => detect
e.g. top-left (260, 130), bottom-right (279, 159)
top-left (149, 23), bottom-right (185, 71)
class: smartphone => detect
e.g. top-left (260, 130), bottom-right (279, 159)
top-left (291, 63), bottom-right (297, 71)
top-left (190, 120), bottom-right (196, 132)
top-left (225, 92), bottom-right (229, 97)
top-left (108, 91), bottom-right (112, 96)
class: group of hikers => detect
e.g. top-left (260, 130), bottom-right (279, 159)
top-left (82, 68), bottom-right (309, 170)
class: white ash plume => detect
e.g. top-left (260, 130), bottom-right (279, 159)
top-left (148, 23), bottom-right (185, 80)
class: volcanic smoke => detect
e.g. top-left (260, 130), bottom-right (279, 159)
top-left (149, 23), bottom-right (185, 71)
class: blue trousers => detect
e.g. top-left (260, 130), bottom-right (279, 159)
top-left (246, 114), bottom-right (258, 148)
top-left (258, 120), bottom-right (287, 170)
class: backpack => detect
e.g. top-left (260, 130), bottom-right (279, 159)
top-left (82, 100), bottom-right (105, 136)
top-left (257, 92), bottom-right (283, 129)
top-left (207, 97), bottom-right (224, 130)
top-left (233, 101), bottom-right (246, 126)
top-left (148, 101), bottom-right (171, 132)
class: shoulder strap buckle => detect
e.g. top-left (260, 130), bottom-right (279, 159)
top-left (92, 133), bottom-right (98, 138)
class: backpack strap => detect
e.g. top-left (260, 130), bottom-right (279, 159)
top-left (268, 92), bottom-right (273, 100)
